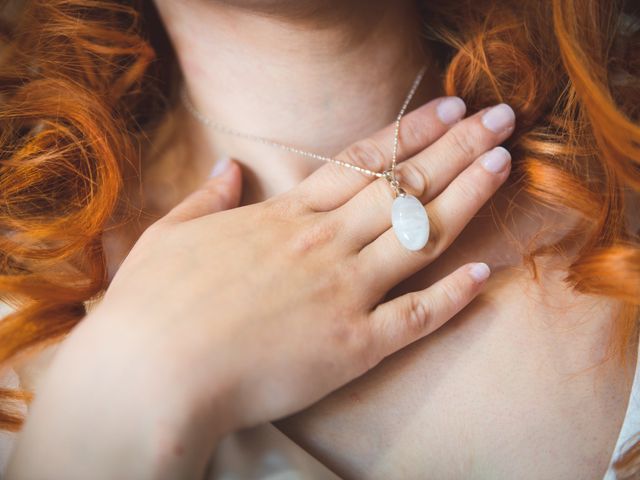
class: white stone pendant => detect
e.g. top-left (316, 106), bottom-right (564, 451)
top-left (391, 194), bottom-right (429, 251)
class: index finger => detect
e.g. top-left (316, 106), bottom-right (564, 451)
top-left (296, 96), bottom-right (466, 211)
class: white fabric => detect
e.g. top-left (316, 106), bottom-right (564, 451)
top-left (0, 368), bottom-right (20, 476)
top-left (604, 337), bottom-right (640, 480)
top-left (0, 303), bottom-right (19, 475)
top-left (208, 423), bottom-right (340, 479)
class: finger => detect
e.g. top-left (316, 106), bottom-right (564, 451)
top-left (360, 146), bottom-right (511, 292)
top-left (160, 158), bottom-right (243, 225)
top-left (296, 96), bottom-right (466, 211)
top-left (367, 262), bottom-right (490, 362)
top-left (337, 104), bottom-right (515, 247)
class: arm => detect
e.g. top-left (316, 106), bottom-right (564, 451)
top-left (8, 97), bottom-right (513, 479)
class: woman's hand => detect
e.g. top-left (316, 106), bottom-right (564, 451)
top-left (8, 98), bottom-right (515, 480)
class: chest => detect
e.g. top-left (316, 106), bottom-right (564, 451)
top-left (277, 266), bottom-right (633, 479)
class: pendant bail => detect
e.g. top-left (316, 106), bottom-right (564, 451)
top-left (382, 168), bottom-right (406, 198)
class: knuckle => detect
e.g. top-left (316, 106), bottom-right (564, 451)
top-left (405, 294), bottom-right (432, 335)
top-left (341, 139), bottom-right (387, 173)
top-left (446, 125), bottom-right (478, 159)
top-left (425, 207), bottom-right (448, 253)
top-left (402, 115), bottom-right (430, 150)
top-left (265, 193), bottom-right (307, 217)
top-left (439, 278), bottom-right (467, 309)
top-left (455, 177), bottom-right (484, 205)
top-left (396, 160), bottom-right (430, 198)
top-left (287, 215), bottom-right (340, 254)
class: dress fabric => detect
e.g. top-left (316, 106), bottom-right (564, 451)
top-left (604, 335), bottom-right (640, 480)
top-left (208, 423), bottom-right (340, 479)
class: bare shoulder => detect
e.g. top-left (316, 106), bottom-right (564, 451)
top-left (277, 265), bottom-right (635, 479)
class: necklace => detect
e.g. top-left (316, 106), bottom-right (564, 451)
top-left (180, 66), bottom-right (430, 251)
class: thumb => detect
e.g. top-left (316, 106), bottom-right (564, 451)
top-left (162, 157), bottom-right (243, 224)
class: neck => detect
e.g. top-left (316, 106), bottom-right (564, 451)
top-left (154, 0), bottom-right (436, 202)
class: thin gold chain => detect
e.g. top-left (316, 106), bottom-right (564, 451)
top-left (180, 65), bottom-right (427, 182)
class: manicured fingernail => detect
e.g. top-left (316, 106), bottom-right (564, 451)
top-left (436, 96), bottom-right (466, 125)
top-left (468, 262), bottom-right (491, 282)
top-left (209, 157), bottom-right (231, 177)
top-left (480, 146), bottom-right (511, 173)
top-left (481, 104), bottom-right (515, 133)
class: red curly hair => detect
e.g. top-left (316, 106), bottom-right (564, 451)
top-left (0, 0), bottom-right (638, 474)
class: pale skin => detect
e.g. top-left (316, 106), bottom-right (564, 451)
top-left (9, 68), bottom-right (512, 479)
top-left (7, 1), bottom-right (637, 479)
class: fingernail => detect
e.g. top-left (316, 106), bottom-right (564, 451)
top-left (468, 262), bottom-right (491, 282)
top-left (481, 104), bottom-right (515, 133)
top-left (209, 157), bottom-right (231, 177)
top-left (480, 146), bottom-right (511, 173)
top-left (436, 96), bottom-right (466, 125)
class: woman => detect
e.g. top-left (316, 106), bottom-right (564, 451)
top-left (1, 0), bottom-right (639, 478)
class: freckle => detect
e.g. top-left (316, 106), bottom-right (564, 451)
top-left (173, 444), bottom-right (184, 457)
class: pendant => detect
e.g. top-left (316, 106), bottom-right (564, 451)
top-left (391, 194), bottom-right (429, 251)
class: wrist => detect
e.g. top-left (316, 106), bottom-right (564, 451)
top-left (9, 307), bottom-right (234, 479)
top-left (78, 306), bottom-right (235, 476)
